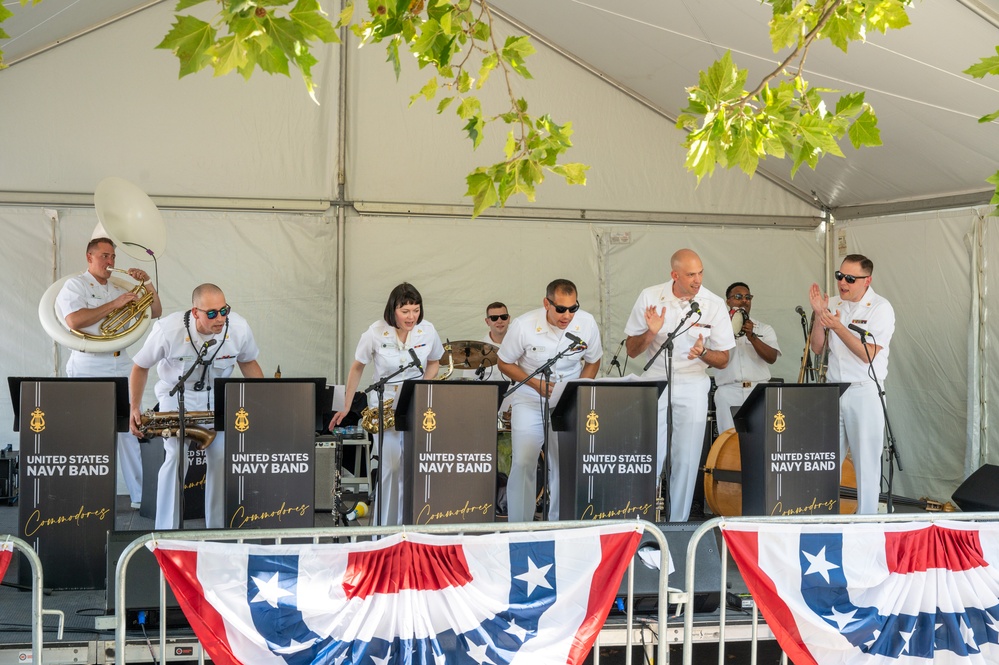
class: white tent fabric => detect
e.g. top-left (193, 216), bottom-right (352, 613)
top-left (1, 0), bottom-right (997, 507)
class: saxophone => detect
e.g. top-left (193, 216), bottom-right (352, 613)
top-left (138, 410), bottom-right (217, 450)
top-left (359, 345), bottom-right (454, 433)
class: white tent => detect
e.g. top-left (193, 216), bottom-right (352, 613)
top-left (1, 0), bottom-right (997, 506)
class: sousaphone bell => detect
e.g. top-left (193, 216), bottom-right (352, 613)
top-left (38, 177), bottom-right (167, 353)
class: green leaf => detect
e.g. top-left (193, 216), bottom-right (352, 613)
top-left (978, 109), bottom-right (999, 124)
top-left (211, 35), bottom-right (248, 77)
top-left (175, 0), bottom-right (211, 10)
top-left (410, 76), bottom-right (437, 106)
top-left (0, 4), bottom-right (12, 23)
top-left (471, 19), bottom-right (490, 41)
top-left (835, 91), bottom-right (865, 117)
top-left (847, 108), bottom-right (881, 148)
top-left (965, 50), bottom-right (999, 79)
top-left (289, 0), bottom-right (340, 44)
top-left (157, 15), bottom-right (216, 78)
top-left (550, 162), bottom-right (589, 185)
top-left (456, 96), bottom-right (481, 120)
top-left (501, 35), bottom-right (535, 79)
top-left (463, 115), bottom-right (485, 148)
top-left (466, 171), bottom-right (498, 218)
top-left (436, 96), bottom-right (455, 113)
top-left (477, 52), bottom-right (497, 89)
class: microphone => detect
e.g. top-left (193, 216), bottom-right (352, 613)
top-left (848, 323), bottom-right (870, 338)
top-left (795, 305), bottom-right (807, 319)
top-left (609, 338), bottom-right (625, 368)
top-left (408, 348), bottom-right (424, 372)
top-left (565, 332), bottom-right (586, 348)
top-left (200, 339), bottom-right (217, 358)
top-left (688, 301), bottom-right (700, 314)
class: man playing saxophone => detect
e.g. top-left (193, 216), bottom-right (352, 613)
top-left (129, 283), bottom-right (263, 530)
top-left (56, 236), bottom-right (162, 510)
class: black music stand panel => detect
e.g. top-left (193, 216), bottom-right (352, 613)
top-left (734, 382), bottom-right (847, 516)
top-left (552, 380), bottom-right (663, 521)
top-left (397, 380), bottom-right (505, 525)
top-left (12, 378), bottom-right (120, 589)
top-left (217, 378), bottom-right (325, 530)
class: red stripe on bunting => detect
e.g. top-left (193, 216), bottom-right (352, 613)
top-left (343, 540), bottom-right (473, 599)
top-left (152, 548), bottom-right (242, 665)
top-left (566, 529), bottom-right (642, 665)
top-left (885, 524), bottom-right (986, 574)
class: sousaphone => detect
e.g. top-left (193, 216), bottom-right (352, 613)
top-left (38, 177), bottom-right (167, 353)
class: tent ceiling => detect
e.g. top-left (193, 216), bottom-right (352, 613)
top-left (4, 0), bottom-right (999, 217)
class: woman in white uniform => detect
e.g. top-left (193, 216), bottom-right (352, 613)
top-left (330, 283), bottom-right (444, 526)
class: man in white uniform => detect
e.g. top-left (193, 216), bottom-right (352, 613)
top-left (498, 279), bottom-right (602, 522)
top-left (55, 237), bottom-right (162, 509)
top-left (713, 282), bottom-right (781, 433)
top-left (625, 249), bottom-right (736, 522)
top-left (809, 254), bottom-right (894, 515)
top-left (129, 283), bottom-right (263, 529)
top-left (459, 301), bottom-right (510, 380)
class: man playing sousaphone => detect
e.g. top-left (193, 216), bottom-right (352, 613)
top-left (713, 282), bottom-right (781, 433)
top-left (56, 236), bottom-right (163, 509)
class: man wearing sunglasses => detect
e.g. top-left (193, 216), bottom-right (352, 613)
top-left (129, 283), bottom-right (264, 530)
top-left (624, 249), bottom-right (736, 522)
top-left (498, 280), bottom-right (603, 522)
top-left (713, 282), bottom-right (781, 433)
top-left (808, 254), bottom-right (894, 515)
top-left (461, 302), bottom-right (511, 380)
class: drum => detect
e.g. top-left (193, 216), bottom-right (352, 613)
top-left (730, 307), bottom-right (748, 338)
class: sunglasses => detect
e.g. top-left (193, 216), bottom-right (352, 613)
top-left (487, 314), bottom-right (510, 322)
top-left (197, 304), bottom-right (231, 320)
top-left (729, 294), bottom-right (754, 301)
top-left (546, 298), bottom-right (580, 314)
top-left (835, 271), bottom-right (869, 285)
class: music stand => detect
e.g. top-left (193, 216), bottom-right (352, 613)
top-left (9, 376), bottom-right (129, 433)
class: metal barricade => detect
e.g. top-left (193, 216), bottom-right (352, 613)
top-left (112, 520), bottom-right (670, 665)
top-left (1, 534), bottom-right (66, 665)
top-left (681, 512), bottom-right (999, 665)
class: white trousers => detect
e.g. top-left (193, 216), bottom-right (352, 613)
top-left (508, 400), bottom-right (559, 523)
top-left (713, 382), bottom-right (755, 434)
top-left (840, 382), bottom-right (885, 515)
top-left (657, 376), bottom-right (710, 522)
top-left (372, 429), bottom-right (404, 527)
top-left (156, 432), bottom-right (225, 529)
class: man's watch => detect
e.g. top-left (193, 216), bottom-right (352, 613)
top-left (699, 347), bottom-right (708, 358)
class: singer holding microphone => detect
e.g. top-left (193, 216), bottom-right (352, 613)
top-left (329, 283), bottom-right (443, 526)
top-left (624, 249), bottom-right (735, 522)
top-left (497, 279), bottom-right (602, 522)
top-left (713, 282), bottom-right (781, 433)
top-left (129, 283), bottom-right (263, 530)
top-left (808, 254), bottom-right (894, 515)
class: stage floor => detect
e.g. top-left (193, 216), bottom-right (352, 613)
top-left (0, 497), bottom-right (782, 664)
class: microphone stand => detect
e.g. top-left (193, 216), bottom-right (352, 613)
top-left (858, 332), bottom-right (902, 513)
top-left (798, 312), bottom-right (815, 383)
top-left (605, 339), bottom-right (626, 377)
top-left (168, 342), bottom-right (212, 530)
top-left (360, 359), bottom-right (420, 527)
top-left (645, 308), bottom-right (700, 522)
top-left (503, 342), bottom-right (585, 520)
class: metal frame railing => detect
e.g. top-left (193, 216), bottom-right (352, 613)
top-left (112, 520), bottom-right (670, 665)
top-left (1, 534), bottom-right (66, 665)
top-left (681, 512), bottom-right (999, 665)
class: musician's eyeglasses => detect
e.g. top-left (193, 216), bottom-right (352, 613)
top-left (729, 294), bottom-right (754, 301)
top-left (834, 271), bottom-right (869, 285)
top-left (546, 298), bottom-right (580, 314)
top-left (197, 304), bottom-right (231, 319)
top-left (487, 314), bottom-right (510, 321)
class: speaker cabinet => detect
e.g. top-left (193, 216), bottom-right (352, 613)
top-left (617, 522), bottom-right (721, 614)
top-left (106, 530), bottom-right (186, 629)
top-left (953, 464), bottom-right (999, 512)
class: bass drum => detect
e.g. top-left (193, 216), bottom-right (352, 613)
top-left (702, 428), bottom-right (857, 516)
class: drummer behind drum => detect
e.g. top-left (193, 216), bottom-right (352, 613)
top-left (460, 302), bottom-right (511, 380)
top-left (713, 282), bottom-right (781, 433)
